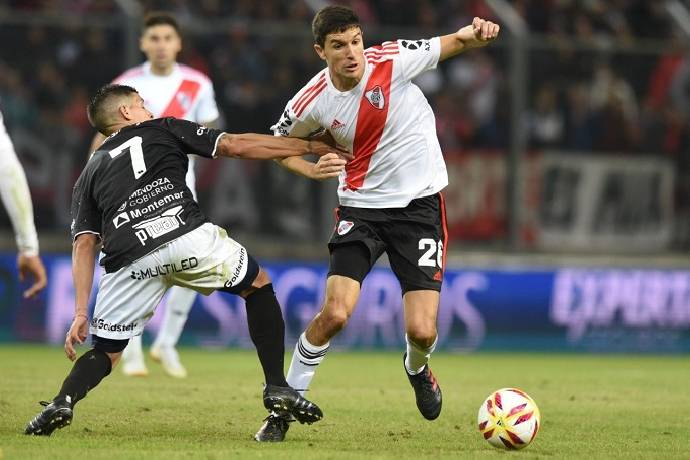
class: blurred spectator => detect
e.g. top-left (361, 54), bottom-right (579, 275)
top-left (563, 83), bottom-right (597, 151)
top-left (526, 85), bottom-right (565, 149)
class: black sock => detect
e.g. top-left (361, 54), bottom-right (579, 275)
top-left (54, 348), bottom-right (112, 407)
top-left (245, 284), bottom-right (289, 387)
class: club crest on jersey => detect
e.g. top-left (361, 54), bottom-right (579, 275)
top-left (365, 86), bottom-right (385, 109)
top-left (337, 220), bottom-right (354, 236)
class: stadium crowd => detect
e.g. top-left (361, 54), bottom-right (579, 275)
top-left (0, 0), bottom-right (688, 245)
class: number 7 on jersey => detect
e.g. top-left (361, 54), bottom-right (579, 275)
top-left (109, 136), bottom-right (146, 179)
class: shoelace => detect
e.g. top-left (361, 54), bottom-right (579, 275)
top-left (413, 369), bottom-right (438, 393)
top-left (39, 401), bottom-right (50, 407)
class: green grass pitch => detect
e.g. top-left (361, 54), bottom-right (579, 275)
top-left (0, 345), bottom-right (688, 459)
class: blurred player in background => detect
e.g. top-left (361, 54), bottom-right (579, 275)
top-left (256, 6), bottom-right (499, 441)
top-left (90, 12), bottom-right (220, 378)
top-left (24, 84), bottom-right (346, 437)
top-left (0, 109), bottom-right (47, 298)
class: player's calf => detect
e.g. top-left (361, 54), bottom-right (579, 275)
top-left (25, 343), bottom-right (120, 436)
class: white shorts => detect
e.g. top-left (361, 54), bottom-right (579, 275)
top-left (90, 223), bottom-right (258, 340)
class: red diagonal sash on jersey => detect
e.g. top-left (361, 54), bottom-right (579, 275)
top-left (160, 79), bottom-right (202, 118)
top-left (345, 60), bottom-right (394, 191)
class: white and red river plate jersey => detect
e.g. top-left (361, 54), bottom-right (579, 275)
top-left (271, 37), bottom-right (448, 209)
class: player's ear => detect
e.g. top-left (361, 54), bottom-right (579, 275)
top-left (314, 43), bottom-right (326, 61)
top-left (119, 104), bottom-right (131, 121)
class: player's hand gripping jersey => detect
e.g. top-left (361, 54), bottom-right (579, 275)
top-left (71, 118), bottom-right (224, 273)
top-left (272, 38), bottom-right (448, 208)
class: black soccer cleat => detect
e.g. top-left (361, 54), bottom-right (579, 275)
top-left (254, 414), bottom-right (292, 442)
top-left (24, 399), bottom-right (73, 436)
top-left (404, 354), bottom-right (442, 420)
top-left (262, 384), bottom-right (323, 425)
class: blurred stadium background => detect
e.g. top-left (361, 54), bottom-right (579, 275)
top-left (1, 0), bottom-right (689, 353)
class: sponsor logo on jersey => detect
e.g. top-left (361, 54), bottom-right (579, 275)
top-left (274, 109), bottom-right (294, 136)
top-left (130, 256), bottom-right (198, 280)
top-left (330, 119), bottom-right (346, 130)
top-left (224, 247), bottom-right (247, 288)
top-left (112, 212), bottom-right (131, 229)
top-left (117, 201), bottom-right (127, 212)
top-left (400, 39), bottom-right (430, 51)
top-left (365, 86), bottom-right (385, 110)
top-left (129, 177), bottom-right (173, 200)
top-left (90, 317), bottom-right (137, 333)
top-left (129, 192), bottom-right (184, 217)
top-left (133, 205), bottom-right (185, 246)
top-left (337, 220), bottom-right (354, 236)
top-left (196, 126), bottom-right (208, 136)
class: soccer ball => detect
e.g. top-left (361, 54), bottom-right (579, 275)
top-left (477, 388), bottom-right (540, 450)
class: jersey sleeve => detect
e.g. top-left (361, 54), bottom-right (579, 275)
top-left (0, 116), bottom-right (39, 255)
top-left (162, 117), bottom-right (225, 158)
top-left (194, 79), bottom-right (220, 124)
top-left (395, 37), bottom-right (441, 81)
top-left (270, 74), bottom-right (325, 138)
top-left (70, 166), bottom-right (101, 242)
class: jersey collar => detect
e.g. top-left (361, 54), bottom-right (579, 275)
top-left (143, 61), bottom-right (180, 78)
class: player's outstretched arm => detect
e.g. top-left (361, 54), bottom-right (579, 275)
top-left (66, 233), bottom-right (100, 361)
top-left (439, 17), bottom-right (500, 62)
top-left (276, 153), bottom-right (347, 181)
top-left (215, 133), bottom-right (349, 161)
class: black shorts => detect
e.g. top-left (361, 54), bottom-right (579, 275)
top-left (328, 193), bottom-right (448, 293)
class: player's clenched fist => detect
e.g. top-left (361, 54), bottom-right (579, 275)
top-left (457, 17), bottom-right (500, 47)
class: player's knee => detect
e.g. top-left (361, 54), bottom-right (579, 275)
top-left (407, 326), bottom-right (437, 348)
top-left (321, 298), bottom-right (352, 331)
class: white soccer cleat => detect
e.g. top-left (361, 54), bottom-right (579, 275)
top-left (121, 344), bottom-right (149, 377)
top-left (150, 344), bottom-right (187, 378)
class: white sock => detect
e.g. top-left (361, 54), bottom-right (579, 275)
top-left (122, 334), bottom-right (144, 362)
top-left (153, 286), bottom-right (196, 348)
top-left (405, 334), bottom-right (437, 375)
top-left (286, 332), bottom-right (330, 396)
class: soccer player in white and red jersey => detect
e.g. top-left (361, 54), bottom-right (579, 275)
top-left (0, 109), bottom-right (47, 298)
top-left (89, 12), bottom-right (220, 379)
top-left (255, 6), bottom-right (499, 441)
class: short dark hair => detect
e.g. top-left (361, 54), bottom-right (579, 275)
top-left (143, 11), bottom-right (180, 35)
top-left (312, 5), bottom-right (361, 47)
top-left (87, 84), bottom-right (138, 135)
